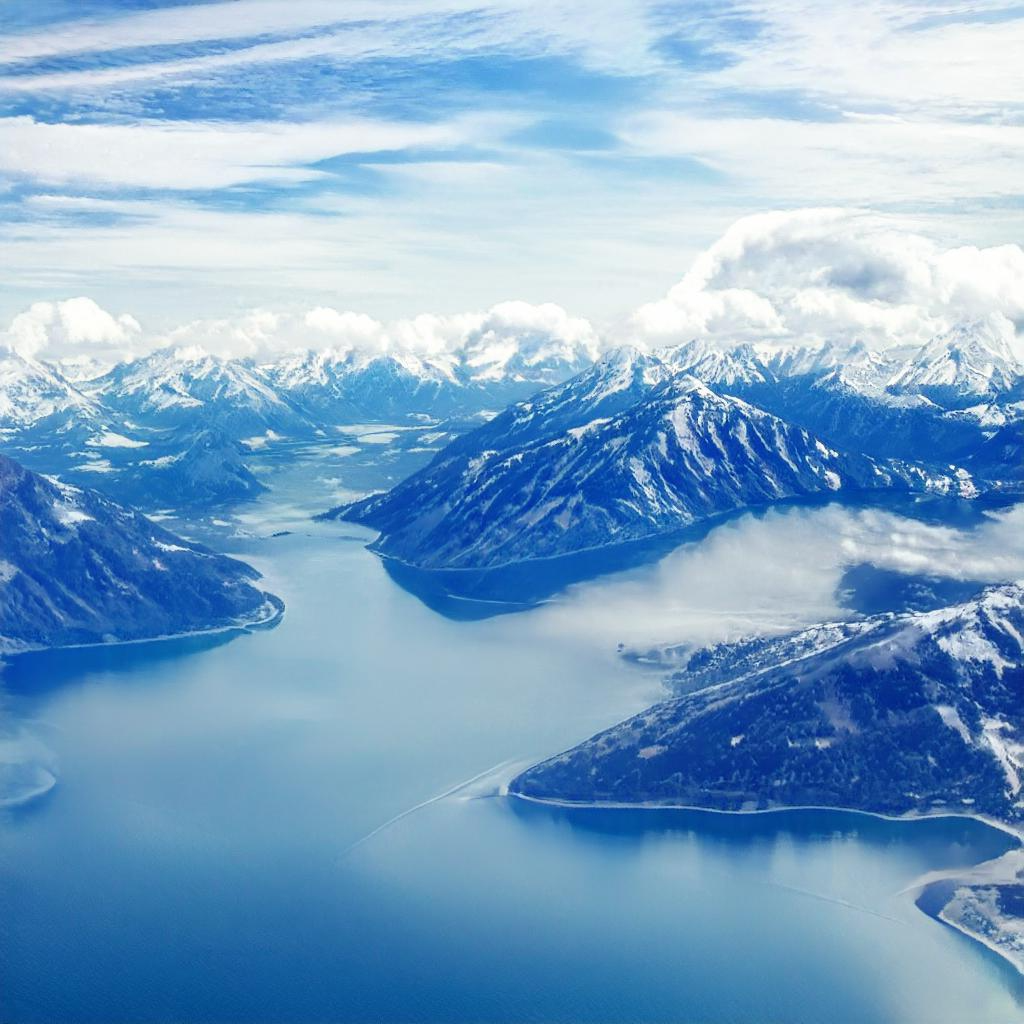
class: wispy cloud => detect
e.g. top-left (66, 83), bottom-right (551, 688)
top-left (1, 1), bottom-right (1022, 325)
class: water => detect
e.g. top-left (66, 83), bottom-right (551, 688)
top-left (2, 450), bottom-right (1024, 1023)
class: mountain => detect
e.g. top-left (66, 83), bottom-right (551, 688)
top-left (655, 336), bottom-right (1006, 465)
top-left (0, 453), bottom-right (281, 652)
top-left (85, 347), bottom-right (315, 438)
top-left (262, 342), bottom-right (596, 424)
top-left (510, 582), bottom-right (1024, 824)
top-left (335, 352), bottom-right (971, 570)
top-left (0, 348), bottom-right (105, 440)
top-left (887, 321), bottom-right (1024, 408)
top-left (968, 420), bottom-right (1024, 490)
top-left (96, 428), bottom-right (268, 510)
top-left (263, 349), bottom-right (467, 422)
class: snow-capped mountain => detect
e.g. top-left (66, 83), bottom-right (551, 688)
top-left (0, 348), bottom-right (104, 437)
top-left (660, 338), bottom-right (775, 387)
top-left (670, 336), bottom-right (997, 462)
top-left (511, 581), bottom-right (1024, 824)
top-left (888, 321), bottom-right (1024, 407)
top-left (85, 347), bottom-right (315, 437)
top-left (262, 341), bottom-right (596, 423)
top-left (336, 352), bottom-right (970, 570)
top-left (263, 349), bottom-right (466, 422)
top-left (0, 453), bottom-right (280, 652)
top-left (459, 319), bottom-right (597, 389)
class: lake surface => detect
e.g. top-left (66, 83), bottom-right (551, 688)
top-left (2, 445), bottom-right (1024, 1023)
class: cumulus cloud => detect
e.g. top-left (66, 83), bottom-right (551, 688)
top-left (141, 301), bottom-right (600, 371)
top-left (3, 297), bottom-right (145, 373)
top-left (629, 208), bottom-right (1024, 349)
top-left (7, 207), bottom-right (1023, 371)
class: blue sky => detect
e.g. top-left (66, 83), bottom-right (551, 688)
top-left (1, 0), bottom-right (1023, 332)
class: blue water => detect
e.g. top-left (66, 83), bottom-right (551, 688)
top-left (2, 454), bottom-right (1023, 1023)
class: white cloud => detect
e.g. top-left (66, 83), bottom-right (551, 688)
top-left (618, 111), bottom-right (1024, 206)
top-left (0, 0), bottom-right (663, 85)
top-left (629, 208), bottom-right (1024, 348)
top-left (4, 297), bottom-right (144, 371)
top-left (705, 1), bottom-right (1024, 117)
top-left (461, 300), bottom-right (601, 379)
top-left (134, 301), bottom-right (599, 366)
top-left (0, 114), bottom-right (494, 191)
top-left (537, 503), bottom-right (1024, 650)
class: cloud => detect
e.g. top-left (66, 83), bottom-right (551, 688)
top-left (704, 1), bottom-right (1024, 117)
top-left (0, 115), bottom-right (491, 191)
top-left (133, 300), bottom-right (599, 367)
top-left (0, 0), bottom-right (664, 85)
top-left (7, 207), bottom-right (1023, 367)
top-left (618, 111), bottom-right (1024, 206)
top-left (537, 503), bottom-right (1024, 650)
top-left (4, 297), bottom-right (144, 370)
top-left (629, 208), bottom-right (1024, 348)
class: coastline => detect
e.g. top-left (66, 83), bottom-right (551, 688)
top-left (938, 892), bottom-right (1024, 977)
top-left (504, 789), bottom-right (1024, 842)
top-left (0, 591), bottom-right (284, 660)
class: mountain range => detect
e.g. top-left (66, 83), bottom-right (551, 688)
top-left (332, 332), bottom-right (1016, 569)
top-left (1, 320), bottom-right (1021, 519)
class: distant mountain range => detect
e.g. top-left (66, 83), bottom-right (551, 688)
top-left (0, 335), bottom-right (597, 510)
top-left (0, 452), bottom-right (280, 653)
top-left (1, 319), bottom-right (1021, 517)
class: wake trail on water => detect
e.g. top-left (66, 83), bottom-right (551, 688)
top-left (753, 877), bottom-right (905, 924)
top-left (338, 759), bottom-right (516, 859)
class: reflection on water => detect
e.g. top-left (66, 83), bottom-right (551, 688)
top-left (2, 454), bottom-right (1024, 1023)
top-left (2, 629), bottom-right (244, 696)
top-left (509, 797), bottom-right (1017, 865)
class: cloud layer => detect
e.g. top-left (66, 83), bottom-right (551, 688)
top-left (537, 503), bottom-right (1024, 650)
top-left (4, 209), bottom-right (1022, 368)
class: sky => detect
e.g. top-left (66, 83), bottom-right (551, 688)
top-left (1, 0), bottom-right (1024, 358)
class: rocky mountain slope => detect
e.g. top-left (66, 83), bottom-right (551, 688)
top-left (334, 353), bottom-right (974, 569)
top-left (0, 453), bottom-right (280, 652)
top-left (511, 583), bottom-right (1024, 824)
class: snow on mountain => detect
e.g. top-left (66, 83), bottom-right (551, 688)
top-left (262, 348), bottom-right (466, 422)
top-left (888, 321), bottom-right (1024, 406)
top-left (660, 339), bottom-right (775, 387)
top-left (0, 348), bottom-right (102, 435)
top-left (459, 312), bottom-right (598, 386)
top-left (0, 453), bottom-right (280, 652)
top-left (102, 428), bottom-right (268, 510)
top-left (336, 351), bottom-right (969, 570)
top-left (261, 332), bottom-right (597, 423)
top-left (85, 346), bottom-right (314, 436)
top-left (510, 581), bottom-right (1024, 823)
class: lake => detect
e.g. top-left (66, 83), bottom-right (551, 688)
top-left (2, 443), bottom-right (1023, 1023)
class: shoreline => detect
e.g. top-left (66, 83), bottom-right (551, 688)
top-left (505, 789), bottom-right (1024, 842)
top-left (938, 899), bottom-right (1024, 977)
top-left (0, 592), bottom-right (284, 661)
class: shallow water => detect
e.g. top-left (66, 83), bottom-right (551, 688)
top-left (2, 452), bottom-right (1023, 1023)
